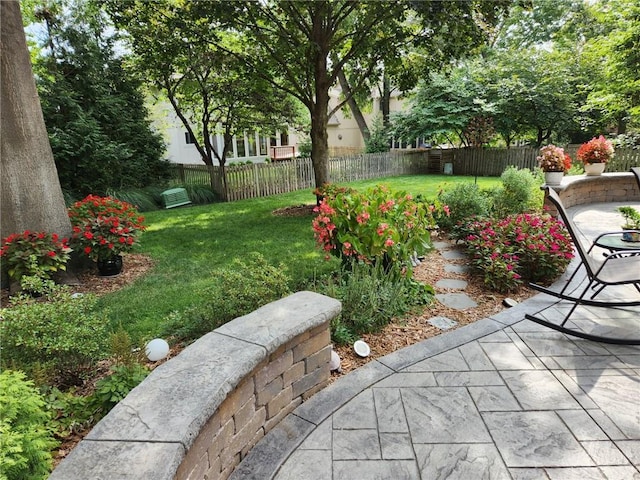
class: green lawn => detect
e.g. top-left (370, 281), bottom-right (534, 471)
top-left (100, 174), bottom-right (501, 341)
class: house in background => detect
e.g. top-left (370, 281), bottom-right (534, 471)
top-left (155, 85), bottom-right (416, 166)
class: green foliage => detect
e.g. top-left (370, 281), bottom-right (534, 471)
top-left (490, 167), bottom-right (541, 218)
top-left (108, 325), bottom-right (141, 368)
top-left (163, 252), bottom-right (291, 341)
top-left (181, 184), bottom-right (218, 205)
top-left (32, 2), bottom-right (171, 197)
top-left (106, 188), bottom-right (160, 212)
top-left (1, 286), bottom-right (108, 382)
top-left (320, 262), bottom-right (434, 345)
top-left (462, 213), bottom-right (574, 292)
top-left (44, 387), bottom-right (98, 440)
top-left (0, 370), bottom-right (58, 480)
top-left (617, 206), bottom-right (640, 229)
top-left (365, 116), bottom-right (390, 153)
top-left (92, 365), bottom-right (150, 413)
top-left (435, 182), bottom-right (491, 231)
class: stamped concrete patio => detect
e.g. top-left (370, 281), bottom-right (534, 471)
top-left (231, 201), bottom-right (640, 480)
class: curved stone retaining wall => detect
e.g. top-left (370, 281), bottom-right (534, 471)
top-left (546, 172), bottom-right (640, 212)
top-left (49, 291), bottom-right (341, 480)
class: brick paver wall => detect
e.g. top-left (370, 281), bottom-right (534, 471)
top-left (545, 172), bottom-right (640, 215)
top-left (49, 291), bottom-right (341, 480)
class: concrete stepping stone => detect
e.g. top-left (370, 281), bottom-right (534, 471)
top-left (427, 316), bottom-right (458, 330)
top-left (435, 279), bottom-right (468, 290)
top-left (435, 292), bottom-right (478, 310)
top-left (444, 264), bottom-right (469, 274)
top-left (432, 241), bottom-right (452, 251)
top-left (441, 249), bottom-right (467, 260)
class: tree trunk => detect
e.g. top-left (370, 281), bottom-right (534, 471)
top-left (381, 74), bottom-right (391, 127)
top-left (337, 68), bottom-right (369, 142)
top-left (1, 0), bottom-right (72, 240)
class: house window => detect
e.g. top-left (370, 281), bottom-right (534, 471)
top-left (247, 133), bottom-right (257, 157)
top-left (259, 136), bottom-right (268, 155)
top-left (236, 136), bottom-right (246, 157)
top-left (185, 131), bottom-right (196, 144)
top-left (280, 132), bottom-right (289, 146)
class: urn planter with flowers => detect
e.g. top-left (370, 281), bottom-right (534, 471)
top-left (537, 144), bottom-right (571, 186)
top-left (577, 136), bottom-right (613, 176)
top-left (68, 195), bottom-right (146, 276)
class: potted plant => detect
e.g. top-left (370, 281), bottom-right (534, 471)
top-left (68, 195), bottom-right (146, 276)
top-left (537, 144), bottom-right (571, 186)
top-left (617, 206), bottom-right (640, 242)
top-left (576, 135), bottom-right (614, 176)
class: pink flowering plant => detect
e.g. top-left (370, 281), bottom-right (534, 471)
top-left (68, 195), bottom-right (146, 261)
top-left (0, 230), bottom-right (72, 281)
top-left (464, 213), bottom-right (574, 292)
top-left (537, 144), bottom-right (571, 172)
top-left (312, 184), bottom-right (441, 270)
top-left (576, 136), bottom-right (614, 164)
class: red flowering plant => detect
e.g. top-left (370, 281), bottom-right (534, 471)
top-left (537, 144), bottom-right (571, 172)
top-left (464, 213), bottom-right (574, 292)
top-left (312, 184), bottom-right (442, 271)
top-left (0, 230), bottom-right (71, 281)
top-left (68, 195), bottom-right (146, 261)
top-left (576, 136), bottom-right (614, 164)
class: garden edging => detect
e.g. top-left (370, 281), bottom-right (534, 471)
top-left (48, 291), bottom-right (342, 480)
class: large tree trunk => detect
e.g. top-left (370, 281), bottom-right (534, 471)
top-left (337, 68), bottom-right (369, 143)
top-left (1, 0), bottom-right (72, 240)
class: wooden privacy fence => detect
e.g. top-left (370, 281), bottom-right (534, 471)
top-left (171, 147), bottom-right (640, 202)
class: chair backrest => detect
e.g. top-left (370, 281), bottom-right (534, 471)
top-left (632, 167), bottom-right (640, 194)
top-left (544, 187), bottom-right (597, 278)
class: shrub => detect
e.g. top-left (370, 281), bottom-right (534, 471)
top-left (1, 286), bottom-right (108, 383)
top-left (464, 213), bottom-right (574, 292)
top-left (435, 182), bottom-right (490, 231)
top-left (164, 252), bottom-right (291, 340)
top-left (0, 370), bottom-right (58, 480)
top-left (92, 364), bottom-right (150, 413)
top-left (68, 195), bottom-right (146, 261)
top-left (0, 231), bottom-right (71, 282)
top-left (321, 262), bottom-right (435, 344)
top-left (490, 167), bottom-right (541, 218)
top-left (313, 184), bottom-right (437, 269)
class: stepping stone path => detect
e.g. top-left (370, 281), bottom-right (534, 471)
top-left (428, 240), bottom-right (478, 327)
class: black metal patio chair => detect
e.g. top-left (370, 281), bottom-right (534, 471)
top-left (525, 187), bottom-right (640, 344)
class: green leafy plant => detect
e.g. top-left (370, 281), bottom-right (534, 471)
top-left (164, 252), bottom-right (291, 340)
top-left (313, 184), bottom-right (437, 269)
top-left (435, 182), bottom-right (490, 231)
top-left (463, 213), bottom-right (574, 292)
top-left (1, 286), bottom-right (108, 383)
top-left (490, 167), bottom-right (542, 218)
top-left (0, 230), bottom-right (71, 282)
top-left (92, 364), bottom-right (150, 413)
top-left (0, 370), bottom-right (58, 480)
top-left (322, 262), bottom-right (434, 344)
top-left (617, 206), bottom-right (640, 230)
top-left (44, 387), bottom-right (98, 440)
top-left (68, 195), bottom-right (146, 261)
